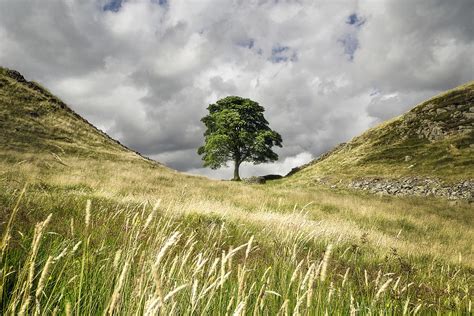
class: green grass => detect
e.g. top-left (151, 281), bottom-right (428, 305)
top-left (1, 151), bottom-right (472, 315)
top-left (1, 185), bottom-right (473, 315)
top-left (0, 67), bottom-right (473, 314)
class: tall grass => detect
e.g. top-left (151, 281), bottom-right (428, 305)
top-left (1, 189), bottom-right (472, 315)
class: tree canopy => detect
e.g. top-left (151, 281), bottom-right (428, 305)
top-left (197, 96), bottom-right (282, 180)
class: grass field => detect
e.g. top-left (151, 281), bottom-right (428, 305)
top-left (0, 150), bottom-right (473, 315)
top-left (0, 68), bottom-right (473, 314)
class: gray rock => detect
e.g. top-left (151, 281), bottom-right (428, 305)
top-left (424, 103), bottom-right (435, 111)
top-left (6, 69), bottom-right (26, 82)
top-left (348, 177), bottom-right (473, 200)
top-left (463, 112), bottom-right (474, 119)
top-left (243, 176), bottom-right (266, 184)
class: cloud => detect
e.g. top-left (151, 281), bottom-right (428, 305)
top-left (366, 90), bottom-right (436, 122)
top-left (0, 0), bottom-right (472, 179)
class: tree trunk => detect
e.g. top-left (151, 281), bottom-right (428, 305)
top-left (233, 160), bottom-right (241, 181)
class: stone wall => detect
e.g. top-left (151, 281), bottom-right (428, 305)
top-left (348, 177), bottom-right (473, 200)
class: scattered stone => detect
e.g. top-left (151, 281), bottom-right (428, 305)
top-left (348, 177), bottom-right (473, 200)
top-left (404, 155), bottom-right (412, 162)
top-left (463, 112), bottom-right (474, 119)
top-left (424, 103), bottom-right (435, 111)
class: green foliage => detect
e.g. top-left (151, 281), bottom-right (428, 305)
top-left (198, 96), bottom-right (282, 179)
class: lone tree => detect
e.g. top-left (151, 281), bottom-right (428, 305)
top-left (198, 96), bottom-right (282, 181)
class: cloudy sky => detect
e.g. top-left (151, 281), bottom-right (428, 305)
top-left (1, 0), bottom-right (473, 179)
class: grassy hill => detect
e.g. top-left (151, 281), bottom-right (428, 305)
top-left (288, 82), bottom-right (474, 184)
top-left (0, 67), bottom-right (161, 167)
top-left (0, 68), bottom-right (473, 314)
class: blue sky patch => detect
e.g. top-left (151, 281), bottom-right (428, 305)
top-left (236, 38), bottom-right (255, 49)
top-left (272, 45), bottom-right (289, 55)
top-left (271, 44), bottom-right (296, 63)
top-left (339, 34), bottom-right (358, 61)
top-left (346, 13), bottom-right (366, 27)
top-left (151, 0), bottom-right (168, 6)
top-left (104, 0), bottom-right (167, 12)
top-left (339, 13), bottom-right (366, 61)
top-left (103, 0), bottom-right (123, 12)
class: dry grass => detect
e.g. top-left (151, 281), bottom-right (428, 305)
top-left (0, 149), bottom-right (473, 314)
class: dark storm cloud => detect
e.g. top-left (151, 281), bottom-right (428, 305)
top-left (0, 0), bottom-right (472, 178)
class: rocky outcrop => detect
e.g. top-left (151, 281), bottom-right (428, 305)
top-left (400, 90), bottom-right (474, 142)
top-left (6, 69), bottom-right (27, 82)
top-left (6, 69), bottom-right (57, 97)
top-left (348, 177), bottom-right (473, 200)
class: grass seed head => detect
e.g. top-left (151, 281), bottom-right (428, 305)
top-left (320, 244), bottom-right (333, 282)
top-left (85, 200), bottom-right (91, 228)
top-left (375, 278), bottom-right (393, 301)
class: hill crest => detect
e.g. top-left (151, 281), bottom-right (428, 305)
top-left (287, 82), bottom-right (474, 199)
top-left (0, 67), bottom-right (160, 166)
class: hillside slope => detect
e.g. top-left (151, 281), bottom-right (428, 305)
top-left (288, 82), bottom-right (474, 188)
top-left (0, 67), bottom-right (159, 167)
